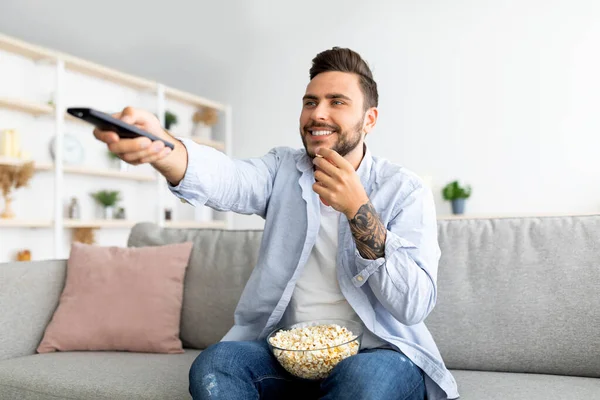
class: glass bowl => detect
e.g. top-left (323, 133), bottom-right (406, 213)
top-left (266, 319), bottom-right (363, 380)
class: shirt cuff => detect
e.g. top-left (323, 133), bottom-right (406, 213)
top-left (351, 233), bottom-right (417, 288)
top-left (167, 137), bottom-right (220, 206)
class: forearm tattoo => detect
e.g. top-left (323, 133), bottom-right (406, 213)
top-left (349, 201), bottom-right (386, 259)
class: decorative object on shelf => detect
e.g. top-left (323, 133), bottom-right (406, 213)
top-left (73, 227), bottom-right (95, 244)
top-left (49, 134), bottom-right (85, 165)
top-left (90, 190), bottom-right (121, 219)
top-left (1, 129), bottom-right (21, 157)
top-left (442, 180), bottom-right (472, 215)
top-left (0, 161), bottom-right (34, 219)
top-left (164, 110), bottom-right (178, 130)
top-left (191, 107), bottom-right (218, 140)
top-left (68, 197), bottom-right (81, 219)
top-left (115, 207), bottom-right (126, 219)
top-left (16, 249), bottom-right (31, 261)
top-left (164, 208), bottom-right (172, 221)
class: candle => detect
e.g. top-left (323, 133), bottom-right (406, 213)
top-left (11, 130), bottom-right (20, 158)
top-left (1, 130), bottom-right (12, 157)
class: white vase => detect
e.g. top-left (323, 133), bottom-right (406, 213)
top-left (192, 123), bottom-right (212, 140)
top-left (103, 206), bottom-right (114, 219)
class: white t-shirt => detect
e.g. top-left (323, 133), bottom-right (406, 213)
top-left (283, 200), bottom-right (388, 349)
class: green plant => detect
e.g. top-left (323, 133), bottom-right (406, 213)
top-left (442, 180), bottom-right (472, 201)
top-left (90, 190), bottom-right (120, 207)
top-left (165, 110), bottom-right (178, 130)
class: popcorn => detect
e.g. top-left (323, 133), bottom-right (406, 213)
top-left (268, 323), bottom-right (360, 380)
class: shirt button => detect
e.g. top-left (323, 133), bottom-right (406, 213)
top-left (357, 276), bottom-right (364, 282)
top-left (180, 198), bottom-right (187, 204)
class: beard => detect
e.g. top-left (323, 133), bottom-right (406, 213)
top-left (301, 115), bottom-right (365, 159)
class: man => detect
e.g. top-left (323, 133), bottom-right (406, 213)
top-left (94, 47), bottom-right (459, 400)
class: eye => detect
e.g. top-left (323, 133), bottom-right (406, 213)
top-left (304, 101), bottom-right (317, 107)
top-left (332, 100), bottom-right (344, 105)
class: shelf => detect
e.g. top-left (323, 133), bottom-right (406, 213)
top-left (62, 54), bottom-right (156, 91)
top-left (0, 219), bottom-right (52, 228)
top-left (0, 33), bottom-right (55, 61)
top-left (1, 33), bottom-right (227, 107)
top-left (165, 86), bottom-right (226, 111)
top-left (0, 98), bottom-right (89, 124)
top-left (63, 219), bottom-right (140, 228)
top-left (0, 33), bottom-right (156, 91)
top-left (0, 156), bottom-right (34, 167)
top-left (190, 137), bottom-right (226, 151)
top-left (0, 97), bottom-right (53, 116)
top-left (34, 162), bottom-right (157, 182)
top-left (164, 220), bottom-right (228, 229)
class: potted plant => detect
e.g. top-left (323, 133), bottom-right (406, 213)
top-left (191, 107), bottom-right (219, 140)
top-left (90, 190), bottom-right (121, 219)
top-left (164, 110), bottom-right (178, 130)
top-left (442, 180), bottom-right (472, 215)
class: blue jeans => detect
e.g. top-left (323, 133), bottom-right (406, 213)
top-left (189, 340), bottom-right (425, 400)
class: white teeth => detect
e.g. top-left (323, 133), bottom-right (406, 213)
top-left (311, 130), bottom-right (333, 136)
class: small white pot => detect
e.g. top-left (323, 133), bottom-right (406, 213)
top-left (103, 206), bottom-right (115, 219)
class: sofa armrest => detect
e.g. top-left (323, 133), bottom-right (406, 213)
top-left (0, 259), bottom-right (67, 361)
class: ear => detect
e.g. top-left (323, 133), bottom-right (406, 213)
top-left (363, 107), bottom-right (378, 135)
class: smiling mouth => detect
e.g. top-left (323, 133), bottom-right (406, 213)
top-left (307, 128), bottom-right (335, 137)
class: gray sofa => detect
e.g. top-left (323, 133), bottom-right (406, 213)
top-left (1, 215), bottom-right (599, 399)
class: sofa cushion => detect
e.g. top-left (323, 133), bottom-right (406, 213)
top-left (451, 370), bottom-right (600, 400)
top-left (128, 223), bottom-right (263, 349)
top-left (0, 350), bottom-right (200, 400)
top-left (427, 215), bottom-right (600, 377)
top-left (37, 242), bottom-right (193, 354)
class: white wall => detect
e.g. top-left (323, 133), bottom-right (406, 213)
top-left (1, 0), bottom-right (599, 234)
top-left (216, 0), bottom-right (600, 228)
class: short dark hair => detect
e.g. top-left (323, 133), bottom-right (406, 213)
top-left (309, 47), bottom-right (378, 111)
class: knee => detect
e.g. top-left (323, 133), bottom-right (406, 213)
top-left (324, 351), bottom-right (424, 399)
top-left (328, 354), bottom-right (370, 386)
top-left (189, 342), bottom-right (241, 397)
top-left (190, 342), bottom-right (236, 380)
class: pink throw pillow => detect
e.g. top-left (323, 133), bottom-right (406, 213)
top-left (37, 242), bottom-right (193, 354)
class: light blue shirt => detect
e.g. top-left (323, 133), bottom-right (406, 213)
top-left (170, 139), bottom-right (459, 400)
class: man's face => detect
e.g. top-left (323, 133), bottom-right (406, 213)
top-left (300, 71), bottom-right (367, 159)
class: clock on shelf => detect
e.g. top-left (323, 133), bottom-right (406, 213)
top-left (49, 134), bottom-right (84, 165)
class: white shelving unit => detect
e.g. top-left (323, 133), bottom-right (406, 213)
top-left (0, 32), bottom-right (233, 261)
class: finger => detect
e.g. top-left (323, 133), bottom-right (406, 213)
top-left (93, 129), bottom-right (119, 144)
top-left (316, 148), bottom-right (352, 171)
top-left (139, 146), bottom-right (172, 164)
top-left (119, 140), bottom-right (165, 162)
top-left (314, 170), bottom-right (335, 188)
top-left (313, 156), bottom-right (340, 178)
top-left (312, 182), bottom-right (328, 197)
top-left (119, 106), bottom-right (138, 125)
top-left (108, 136), bottom-right (153, 154)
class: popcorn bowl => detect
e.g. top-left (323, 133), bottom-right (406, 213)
top-left (266, 319), bottom-right (363, 380)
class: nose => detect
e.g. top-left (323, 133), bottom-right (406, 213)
top-left (310, 102), bottom-right (329, 121)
